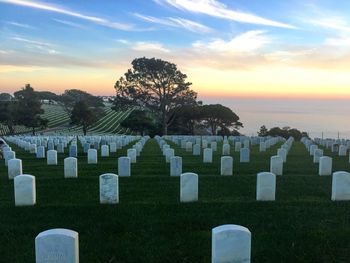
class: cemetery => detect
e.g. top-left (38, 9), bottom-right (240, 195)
top-left (0, 134), bottom-right (350, 262)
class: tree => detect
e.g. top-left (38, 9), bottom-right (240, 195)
top-left (258, 125), bottom-right (268, 136)
top-left (120, 110), bottom-right (156, 136)
top-left (265, 126), bottom-right (308, 141)
top-left (113, 57), bottom-right (197, 135)
top-left (0, 101), bottom-right (18, 134)
top-left (168, 104), bottom-right (202, 135)
top-left (199, 104), bottom-right (242, 135)
top-left (70, 101), bottom-right (103, 135)
top-left (14, 84), bottom-right (48, 135)
top-left (0, 93), bottom-right (13, 101)
top-left (60, 89), bottom-right (104, 113)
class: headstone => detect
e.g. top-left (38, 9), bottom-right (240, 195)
top-left (185, 141), bottom-right (193, 152)
top-left (99, 173), bottom-right (119, 204)
top-left (57, 143), bottom-right (64, 153)
top-left (240, 148), bottom-right (250, 163)
top-left (118, 157), bottom-right (131, 177)
top-left (47, 142), bottom-right (54, 151)
top-left (165, 148), bottom-right (174, 163)
top-left (35, 229), bottom-right (79, 263)
top-left (36, 146), bottom-right (45, 159)
top-left (277, 148), bottom-right (287, 163)
top-left (193, 144), bottom-right (201, 156)
top-left (4, 150), bottom-right (15, 166)
top-left (101, 145), bottom-right (109, 157)
top-left (127, 148), bottom-right (137, 163)
top-left (46, 150), bottom-right (57, 165)
top-left (30, 144), bottom-right (37, 154)
top-left (180, 172), bottom-right (198, 202)
top-left (212, 224), bottom-right (251, 263)
top-left (87, 149), bottom-right (97, 164)
top-left (243, 140), bottom-right (250, 148)
top-left (211, 141), bottom-right (217, 151)
top-left (83, 143), bottom-right (90, 153)
top-left (110, 142), bottom-right (117, 153)
top-left (69, 145), bottom-right (77, 157)
top-left (339, 145), bottom-right (347, 156)
top-left (256, 172), bottom-right (276, 201)
top-left (222, 144), bottom-right (230, 156)
top-left (270, 155), bottom-right (283, 176)
top-left (14, 174), bottom-right (36, 206)
top-left (234, 142), bottom-right (241, 152)
top-left (203, 148), bottom-right (213, 163)
top-left (331, 171), bottom-right (350, 201)
top-left (319, 156), bottom-right (332, 176)
top-left (313, 149), bottom-right (323, 163)
top-left (170, 156), bottom-right (182, 176)
top-left (8, 158), bottom-right (22, 179)
top-left (202, 140), bottom-right (208, 148)
top-left (220, 156), bottom-right (233, 176)
top-left (64, 157), bottom-right (78, 178)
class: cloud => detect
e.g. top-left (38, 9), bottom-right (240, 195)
top-left (154, 0), bottom-right (296, 29)
top-left (0, 0), bottom-right (134, 31)
top-left (132, 42), bottom-right (170, 53)
top-left (52, 18), bottom-right (86, 29)
top-left (11, 36), bottom-right (54, 47)
top-left (192, 30), bottom-right (270, 53)
top-left (134, 13), bottom-right (212, 33)
top-left (4, 21), bottom-right (35, 29)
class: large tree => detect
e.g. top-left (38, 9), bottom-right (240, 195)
top-left (70, 100), bottom-right (104, 135)
top-left (199, 104), bottom-right (242, 135)
top-left (113, 57), bottom-right (197, 135)
top-left (0, 93), bottom-right (13, 101)
top-left (14, 84), bottom-right (48, 135)
top-left (60, 89), bottom-right (104, 113)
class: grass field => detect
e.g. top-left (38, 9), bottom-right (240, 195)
top-left (0, 139), bottom-right (350, 262)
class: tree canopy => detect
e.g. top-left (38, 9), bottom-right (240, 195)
top-left (259, 126), bottom-right (309, 141)
top-left (13, 84), bottom-right (48, 135)
top-left (120, 110), bottom-right (156, 136)
top-left (113, 57), bottom-right (198, 135)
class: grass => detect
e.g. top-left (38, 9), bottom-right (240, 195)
top-left (0, 138), bottom-right (350, 262)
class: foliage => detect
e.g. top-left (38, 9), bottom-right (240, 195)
top-left (261, 126), bottom-right (309, 140)
top-left (0, 101), bottom-right (18, 134)
top-left (199, 104), bottom-right (243, 135)
top-left (13, 84), bottom-right (48, 135)
top-left (168, 104), bottom-right (202, 135)
top-left (120, 110), bottom-right (156, 136)
top-left (0, 93), bottom-right (13, 101)
top-left (113, 57), bottom-right (197, 135)
top-left (36, 91), bottom-right (59, 102)
top-left (60, 89), bottom-right (104, 113)
top-left (70, 101), bottom-right (104, 135)
top-left (258, 125), bottom-right (268, 136)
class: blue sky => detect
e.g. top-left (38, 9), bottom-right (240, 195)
top-left (1, 0), bottom-right (350, 98)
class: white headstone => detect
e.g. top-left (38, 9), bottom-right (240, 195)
top-left (240, 148), bottom-right (250, 163)
top-left (127, 148), bottom-right (137, 163)
top-left (170, 156), bottom-right (182, 176)
top-left (211, 141), bottom-right (217, 151)
top-left (14, 174), bottom-right (36, 206)
top-left (118, 157), bottom-right (131, 177)
top-left (319, 156), bottom-right (332, 176)
top-left (220, 156), bottom-right (233, 176)
top-left (259, 142), bottom-right (266, 152)
top-left (339, 145), bottom-right (347, 156)
top-left (36, 146), bottom-right (45, 159)
top-left (165, 148), bottom-right (175, 163)
top-left (313, 149), bottom-right (323, 163)
top-left (180, 172), bottom-right (198, 202)
top-left (88, 149), bottom-right (97, 164)
top-left (35, 229), bottom-right (79, 263)
top-left (193, 144), bottom-right (201, 156)
top-left (222, 144), bottom-right (230, 156)
top-left (64, 157), bottom-right (78, 178)
top-left (203, 148), bottom-right (213, 163)
top-left (270, 156), bottom-right (283, 176)
top-left (331, 171), bottom-right (350, 201)
top-left (186, 141), bottom-right (193, 152)
top-left (277, 148), bottom-right (287, 163)
top-left (99, 173), bottom-right (119, 204)
top-left (101, 145), bottom-right (109, 157)
top-left (47, 150), bottom-right (58, 165)
top-left (212, 224), bottom-right (251, 263)
top-left (110, 142), bottom-right (117, 153)
top-left (4, 150), bottom-right (15, 166)
top-left (234, 142), bottom-right (241, 152)
top-left (256, 172), bottom-right (276, 201)
top-left (8, 158), bottom-right (22, 179)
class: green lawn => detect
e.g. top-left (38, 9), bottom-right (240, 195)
top-left (0, 139), bottom-right (350, 262)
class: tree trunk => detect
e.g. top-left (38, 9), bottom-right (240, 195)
top-left (83, 125), bottom-right (87, 136)
top-left (32, 127), bottom-right (35, 135)
top-left (162, 114), bottom-right (168, 135)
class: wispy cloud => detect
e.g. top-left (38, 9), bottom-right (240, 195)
top-left (11, 36), bottom-right (54, 47)
top-left (193, 30), bottom-right (271, 53)
top-left (134, 13), bottom-right (212, 33)
top-left (0, 0), bottom-right (134, 31)
top-left (132, 41), bottom-right (170, 53)
top-left (154, 0), bottom-right (296, 29)
top-left (4, 21), bottom-right (35, 29)
top-left (52, 18), bottom-right (86, 29)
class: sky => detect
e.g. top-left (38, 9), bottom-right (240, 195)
top-left (0, 0), bottom-right (350, 137)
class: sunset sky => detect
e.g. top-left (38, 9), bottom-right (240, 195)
top-left (1, 0), bottom-right (350, 136)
